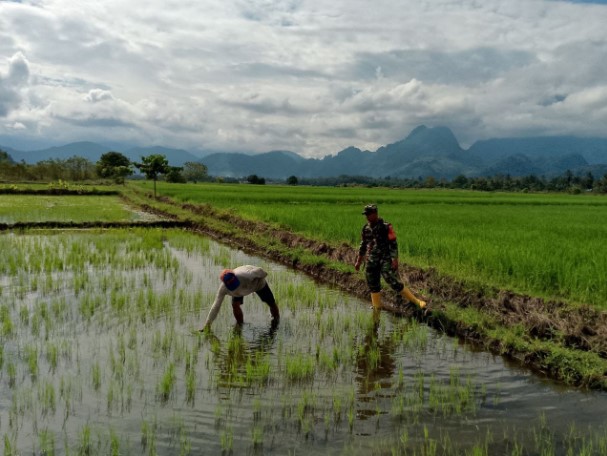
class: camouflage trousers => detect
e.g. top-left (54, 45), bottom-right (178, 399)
top-left (365, 257), bottom-right (405, 294)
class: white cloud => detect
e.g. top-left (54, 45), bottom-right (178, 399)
top-left (5, 122), bottom-right (27, 130)
top-left (0, 0), bottom-right (606, 156)
top-left (7, 52), bottom-right (30, 86)
top-left (84, 89), bottom-right (114, 103)
top-left (0, 52), bottom-right (30, 117)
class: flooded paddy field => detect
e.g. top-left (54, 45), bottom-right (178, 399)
top-left (1, 228), bottom-right (607, 455)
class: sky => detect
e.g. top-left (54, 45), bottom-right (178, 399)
top-left (1, 0), bottom-right (607, 158)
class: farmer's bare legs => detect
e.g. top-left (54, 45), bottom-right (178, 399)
top-left (231, 297), bottom-right (244, 325)
top-left (255, 284), bottom-right (280, 321)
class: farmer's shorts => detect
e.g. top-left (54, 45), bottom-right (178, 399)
top-left (231, 284), bottom-right (276, 307)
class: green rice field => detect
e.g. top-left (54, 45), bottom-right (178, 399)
top-left (0, 195), bottom-right (151, 224)
top-left (2, 228), bottom-right (607, 455)
top-left (142, 182), bottom-right (607, 309)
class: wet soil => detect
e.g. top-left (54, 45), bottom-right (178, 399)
top-left (0, 220), bottom-right (192, 231)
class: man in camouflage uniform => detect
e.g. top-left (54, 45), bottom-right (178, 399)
top-left (354, 204), bottom-right (426, 310)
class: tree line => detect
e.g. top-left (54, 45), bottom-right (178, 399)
top-left (2, 148), bottom-right (606, 194)
top-left (0, 150), bottom-right (208, 188)
top-left (291, 171), bottom-right (607, 193)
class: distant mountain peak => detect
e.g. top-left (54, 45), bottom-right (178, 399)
top-left (336, 146), bottom-right (363, 156)
top-left (263, 150), bottom-right (304, 161)
top-left (377, 125), bottom-right (462, 158)
top-left (406, 125), bottom-right (429, 139)
top-left (47, 141), bottom-right (102, 149)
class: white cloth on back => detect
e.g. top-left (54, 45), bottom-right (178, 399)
top-left (203, 265), bottom-right (268, 327)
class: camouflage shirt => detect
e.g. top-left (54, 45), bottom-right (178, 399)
top-left (358, 218), bottom-right (399, 262)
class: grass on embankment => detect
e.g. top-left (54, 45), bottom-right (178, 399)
top-left (437, 303), bottom-right (607, 388)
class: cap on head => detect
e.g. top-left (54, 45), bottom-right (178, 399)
top-left (220, 269), bottom-right (240, 291)
top-left (362, 204), bottom-right (378, 215)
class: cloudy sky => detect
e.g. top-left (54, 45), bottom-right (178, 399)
top-left (1, 0), bottom-right (607, 157)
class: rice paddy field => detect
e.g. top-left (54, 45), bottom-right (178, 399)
top-left (2, 227), bottom-right (607, 455)
top-left (2, 185), bottom-right (607, 455)
top-left (0, 195), bottom-right (142, 224)
top-left (145, 182), bottom-right (607, 309)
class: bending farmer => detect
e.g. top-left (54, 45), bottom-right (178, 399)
top-left (354, 204), bottom-right (426, 310)
top-left (201, 265), bottom-right (280, 331)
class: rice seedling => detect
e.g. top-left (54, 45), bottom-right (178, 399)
top-left (6, 361), bottom-right (16, 388)
top-left (106, 378), bottom-right (127, 415)
top-left (317, 347), bottom-right (340, 374)
top-left (45, 342), bottom-right (59, 373)
top-left (38, 380), bottom-right (56, 416)
top-left (38, 428), bottom-right (55, 456)
top-left (414, 371), bottom-right (425, 402)
top-left (25, 345), bottom-right (39, 380)
top-left (109, 349), bottom-right (125, 384)
top-left (220, 426), bottom-right (233, 452)
top-left (140, 419), bottom-right (157, 453)
top-left (157, 362), bottom-right (176, 403)
top-left (244, 352), bottom-right (272, 386)
top-left (285, 353), bottom-right (316, 382)
top-left (1, 305), bottom-right (14, 337)
top-left (185, 367), bottom-right (196, 404)
top-left (109, 430), bottom-right (120, 456)
top-left (533, 413), bottom-right (556, 456)
top-left (347, 406), bottom-right (355, 433)
top-left (77, 424), bottom-right (92, 456)
top-left (4, 434), bottom-right (16, 456)
top-left (178, 426), bottom-right (192, 456)
top-left (251, 425), bottom-right (264, 448)
top-left (332, 395), bottom-right (342, 423)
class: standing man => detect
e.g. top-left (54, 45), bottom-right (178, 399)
top-left (201, 265), bottom-right (280, 331)
top-left (354, 204), bottom-right (426, 310)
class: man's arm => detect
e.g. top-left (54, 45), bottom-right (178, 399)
top-left (201, 286), bottom-right (227, 330)
top-left (387, 223), bottom-right (399, 269)
top-left (355, 227), bottom-right (367, 271)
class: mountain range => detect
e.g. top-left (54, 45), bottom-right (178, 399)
top-left (3, 126), bottom-right (607, 180)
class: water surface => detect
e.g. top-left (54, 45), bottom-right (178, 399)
top-left (1, 230), bottom-right (606, 455)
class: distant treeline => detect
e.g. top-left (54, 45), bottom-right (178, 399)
top-left (2, 149), bottom-right (606, 193)
top-left (0, 155), bottom-right (97, 181)
top-left (0, 150), bottom-right (206, 185)
top-left (293, 171), bottom-right (607, 194)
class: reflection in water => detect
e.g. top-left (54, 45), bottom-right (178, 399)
top-left (355, 309), bottom-right (396, 394)
top-left (206, 319), bottom-right (280, 389)
top-left (354, 309), bottom-right (397, 420)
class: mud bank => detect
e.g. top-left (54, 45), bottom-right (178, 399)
top-left (131, 193), bottom-right (607, 388)
top-left (0, 220), bottom-right (192, 231)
